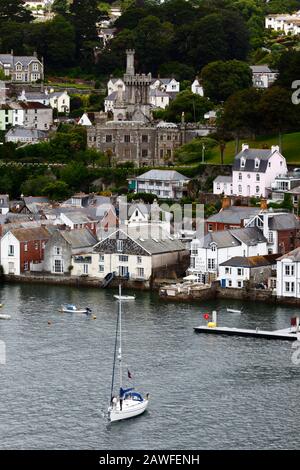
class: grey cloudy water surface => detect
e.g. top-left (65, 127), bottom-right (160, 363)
top-left (0, 283), bottom-right (299, 449)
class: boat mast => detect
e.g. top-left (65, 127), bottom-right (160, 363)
top-left (110, 289), bottom-right (120, 401)
top-left (118, 284), bottom-right (122, 391)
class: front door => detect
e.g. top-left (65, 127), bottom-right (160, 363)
top-left (119, 266), bottom-right (128, 277)
top-left (54, 259), bottom-right (63, 273)
top-left (8, 262), bottom-right (14, 274)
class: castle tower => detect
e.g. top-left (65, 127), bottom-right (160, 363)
top-left (126, 49), bottom-right (135, 76)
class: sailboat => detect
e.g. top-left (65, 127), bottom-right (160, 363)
top-left (107, 285), bottom-right (149, 423)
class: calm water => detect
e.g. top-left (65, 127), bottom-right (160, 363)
top-left (0, 283), bottom-right (299, 450)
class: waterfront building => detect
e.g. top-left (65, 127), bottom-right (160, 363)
top-left (276, 247), bottom-right (300, 298)
top-left (128, 169), bottom-right (190, 200)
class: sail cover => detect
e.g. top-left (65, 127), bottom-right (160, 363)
top-left (120, 387), bottom-right (134, 398)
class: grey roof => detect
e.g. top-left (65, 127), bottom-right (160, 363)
top-left (128, 203), bottom-right (151, 217)
top-left (63, 211), bottom-right (97, 224)
top-left (136, 170), bottom-right (189, 181)
top-left (207, 206), bottom-right (261, 224)
top-left (60, 228), bottom-right (97, 250)
top-left (19, 91), bottom-right (48, 101)
top-left (214, 175), bottom-right (232, 183)
top-left (199, 230), bottom-right (240, 249)
top-left (229, 227), bottom-right (267, 246)
top-left (288, 185), bottom-right (300, 194)
top-left (233, 148), bottom-right (275, 173)
top-left (219, 254), bottom-right (279, 268)
top-left (0, 54), bottom-right (42, 67)
top-left (5, 127), bottom-right (48, 139)
top-left (250, 65), bottom-right (276, 74)
top-left (278, 247), bottom-right (300, 262)
top-left (23, 196), bottom-right (49, 205)
top-left (268, 213), bottom-right (300, 230)
top-left (105, 91), bottom-right (117, 101)
top-left (199, 226), bottom-right (266, 248)
top-left (149, 89), bottom-right (169, 97)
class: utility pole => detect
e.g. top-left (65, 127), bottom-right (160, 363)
top-left (202, 143), bottom-right (205, 164)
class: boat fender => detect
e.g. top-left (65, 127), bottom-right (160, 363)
top-left (93, 315), bottom-right (97, 320)
top-left (208, 322), bottom-right (216, 328)
top-left (48, 320), bottom-right (52, 325)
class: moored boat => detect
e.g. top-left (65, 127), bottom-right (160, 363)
top-left (113, 295), bottom-right (135, 301)
top-left (59, 304), bottom-right (92, 314)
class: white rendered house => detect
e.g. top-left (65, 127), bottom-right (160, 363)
top-left (276, 248), bottom-right (300, 298)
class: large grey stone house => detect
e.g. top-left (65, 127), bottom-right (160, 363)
top-left (0, 52), bottom-right (44, 82)
top-left (87, 50), bottom-right (196, 167)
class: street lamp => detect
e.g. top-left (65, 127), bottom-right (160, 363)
top-left (202, 143), bottom-right (206, 164)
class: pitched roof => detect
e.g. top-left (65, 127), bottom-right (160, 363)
top-left (5, 127), bottom-right (48, 138)
top-left (278, 247), bottom-right (300, 262)
top-left (229, 226), bottom-right (267, 246)
top-left (199, 226), bottom-right (266, 248)
top-left (63, 211), bottom-right (97, 224)
top-left (136, 170), bottom-right (189, 181)
top-left (220, 254), bottom-right (279, 268)
top-left (60, 228), bottom-right (97, 249)
top-left (250, 65), bottom-right (276, 74)
top-left (10, 226), bottom-right (50, 242)
top-left (268, 213), bottom-right (300, 230)
top-left (207, 206), bottom-right (261, 224)
top-left (232, 148), bottom-right (281, 173)
top-left (214, 175), bottom-right (232, 183)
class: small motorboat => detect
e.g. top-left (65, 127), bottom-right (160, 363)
top-left (0, 314), bottom-right (11, 320)
top-left (114, 295), bottom-right (136, 301)
top-left (59, 304), bottom-right (92, 314)
top-left (227, 308), bottom-right (242, 314)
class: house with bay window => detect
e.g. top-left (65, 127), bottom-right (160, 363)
top-left (276, 247), bottom-right (300, 298)
top-left (188, 227), bottom-right (268, 283)
top-left (213, 144), bottom-right (287, 197)
top-left (43, 228), bottom-right (97, 275)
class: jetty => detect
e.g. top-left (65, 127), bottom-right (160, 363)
top-left (194, 311), bottom-right (300, 342)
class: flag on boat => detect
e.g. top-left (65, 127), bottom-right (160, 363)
top-left (128, 369), bottom-right (132, 379)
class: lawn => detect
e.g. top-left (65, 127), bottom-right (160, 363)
top-left (207, 132), bottom-right (300, 165)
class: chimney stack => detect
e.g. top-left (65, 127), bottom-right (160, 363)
top-left (242, 143), bottom-right (249, 152)
top-left (126, 49), bottom-right (135, 76)
top-left (271, 145), bottom-right (280, 154)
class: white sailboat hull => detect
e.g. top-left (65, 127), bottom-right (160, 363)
top-left (109, 399), bottom-right (149, 423)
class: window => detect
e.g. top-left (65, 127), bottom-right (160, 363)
top-left (225, 267), bottom-right (231, 274)
top-left (208, 224), bottom-right (213, 232)
top-left (16, 73), bottom-right (23, 81)
top-left (268, 232), bottom-right (274, 244)
top-left (24, 262), bottom-right (29, 271)
top-left (117, 240), bottom-right (123, 252)
top-left (137, 256), bottom-right (142, 264)
top-left (211, 244), bottom-right (216, 252)
top-left (256, 186), bottom-right (260, 194)
top-left (208, 259), bottom-right (216, 270)
top-left (167, 135), bottom-right (171, 140)
top-left (256, 174), bottom-right (260, 181)
top-left (238, 173), bottom-right (242, 180)
top-left (247, 174), bottom-right (250, 179)
top-left (137, 268), bottom-right (144, 278)
top-left (24, 243), bottom-right (28, 252)
top-left (54, 259), bottom-right (63, 273)
top-left (160, 149), bottom-right (164, 158)
top-left (99, 265), bottom-right (104, 273)
top-left (31, 73), bottom-right (40, 81)
top-left (241, 158), bottom-right (245, 168)
top-left (119, 255), bottom-right (128, 262)
top-left (268, 162), bottom-right (271, 167)
top-left (238, 185), bottom-right (242, 193)
top-left (83, 264), bottom-right (89, 274)
top-left (106, 135), bottom-right (112, 142)
top-left (237, 281), bottom-right (243, 288)
top-left (228, 280), bottom-right (232, 287)
top-left (255, 158), bottom-right (259, 169)
top-left (285, 281), bottom-right (295, 292)
top-left (99, 254), bottom-right (104, 262)
top-left (216, 183), bottom-right (220, 190)
top-left (142, 149), bottom-right (148, 158)
top-left (32, 62), bottom-right (39, 71)
top-left (142, 135), bottom-right (148, 143)
top-left (54, 246), bottom-right (61, 255)
top-left (8, 245), bottom-right (14, 256)
top-left (237, 268), bottom-right (244, 276)
top-left (119, 265), bottom-right (128, 277)
top-left (124, 135), bottom-right (130, 143)
top-left (35, 242), bottom-right (38, 250)
top-left (285, 264), bottom-right (295, 276)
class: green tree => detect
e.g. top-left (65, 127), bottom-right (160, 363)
top-left (0, 0), bottom-right (32, 23)
top-left (201, 60), bottom-right (252, 102)
top-left (60, 162), bottom-right (89, 189)
top-left (42, 180), bottom-right (71, 201)
top-left (162, 90), bottom-right (212, 122)
top-left (44, 15), bottom-right (75, 69)
top-left (174, 137), bottom-right (217, 163)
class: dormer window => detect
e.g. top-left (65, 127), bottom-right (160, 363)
top-left (255, 158), bottom-right (260, 169)
top-left (16, 63), bottom-right (22, 71)
top-left (240, 158), bottom-right (245, 168)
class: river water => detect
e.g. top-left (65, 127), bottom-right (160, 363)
top-left (0, 283), bottom-right (299, 450)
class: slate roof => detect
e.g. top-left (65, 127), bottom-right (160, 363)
top-left (0, 54), bottom-right (42, 67)
top-left (220, 254), bottom-right (279, 268)
top-left (63, 211), bottom-right (97, 224)
top-left (268, 213), bottom-right (300, 230)
top-left (5, 127), bottom-right (48, 139)
top-left (60, 228), bottom-right (97, 249)
top-left (214, 175), bottom-right (232, 183)
top-left (207, 207), bottom-right (261, 225)
top-left (233, 148), bottom-right (276, 173)
top-left (199, 226), bottom-right (267, 248)
top-left (136, 170), bottom-right (189, 181)
top-left (250, 65), bottom-right (276, 74)
top-left (278, 247), bottom-right (300, 262)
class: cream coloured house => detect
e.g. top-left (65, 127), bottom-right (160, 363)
top-left (71, 228), bottom-right (188, 280)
